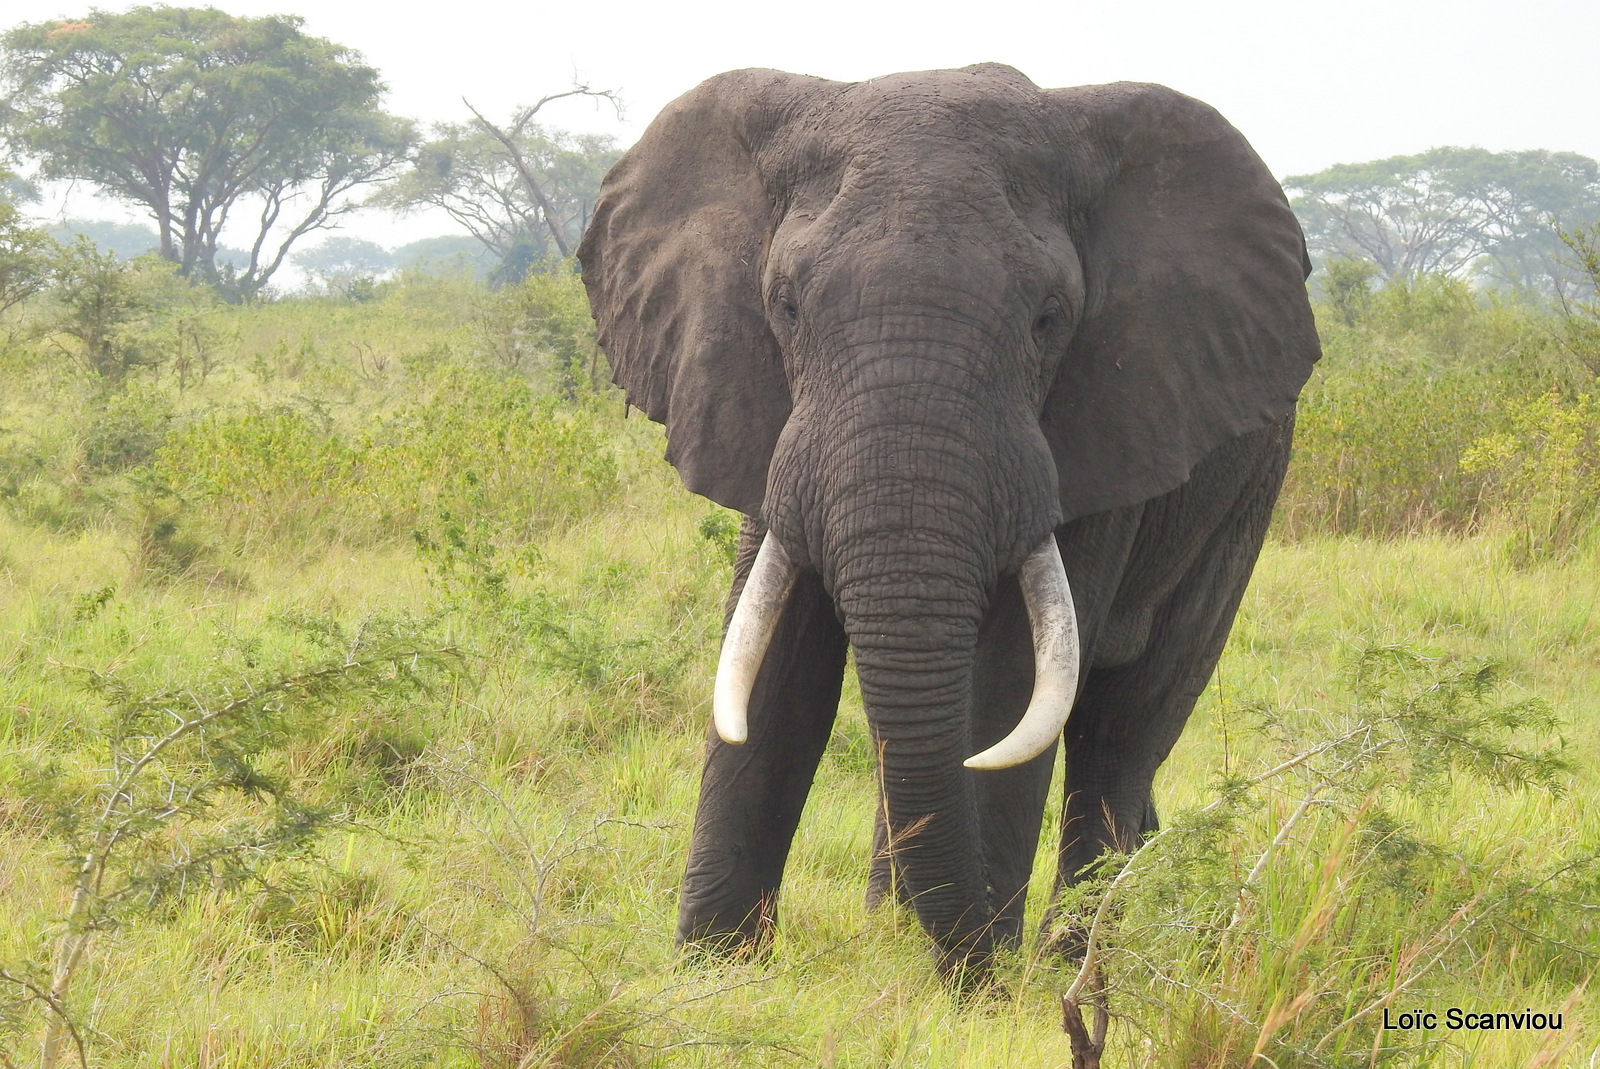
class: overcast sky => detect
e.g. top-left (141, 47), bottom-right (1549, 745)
top-left (8, 0), bottom-right (1600, 248)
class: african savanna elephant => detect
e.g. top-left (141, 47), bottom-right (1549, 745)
top-left (577, 64), bottom-right (1319, 978)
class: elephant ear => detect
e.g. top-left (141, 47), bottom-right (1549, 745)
top-left (1041, 83), bottom-right (1320, 521)
top-left (578, 70), bottom-right (823, 518)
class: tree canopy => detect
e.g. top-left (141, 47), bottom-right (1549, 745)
top-left (0, 7), bottom-right (414, 299)
top-left (376, 90), bottom-right (620, 281)
top-left (1287, 147), bottom-right (1600, 298)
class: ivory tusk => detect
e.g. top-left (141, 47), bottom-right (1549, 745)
top-left (712, 530), bottom-right (799, 744)
top-left (964, 536), bottom-right (1080, 770)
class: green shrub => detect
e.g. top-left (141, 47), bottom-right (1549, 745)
top-left (1280, 359), bottom-right (1512, 536)
top-left (79, 384), bottom-right (174, 474)
top-left (1319, 256), bottom-right (1377, 328)
top-left (152, 367), bottom-right (621, 551)
top-left (1462, 385), bottom-right (1600, 562)
top-left (361, 366), bottom-right (619, 539)
top-left (474, 262), bottom-right (605, 396)
top-left (697, 508), bottom-right (739, 565)
top-left (154, 403), bottom-right (361, 546)
top-left (1366, 272), bottom-right (1479, 355)
top-left (1280, 273), bottom-right (1586, 540)
top-left (44, 238), bottom-right (186, 382)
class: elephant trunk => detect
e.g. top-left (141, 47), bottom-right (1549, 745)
top-left (846, 598), bottom-right (992, 968)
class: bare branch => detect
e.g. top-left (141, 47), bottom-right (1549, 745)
top-left (506, 85), bottom-right (623, 136)
top-left (463, 99), bottom-right (578, 258)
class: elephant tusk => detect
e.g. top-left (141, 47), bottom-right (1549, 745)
top-left (712, 530), bottom-right (799, 745)
top-left (964, 535), bottom-right (1080, 770)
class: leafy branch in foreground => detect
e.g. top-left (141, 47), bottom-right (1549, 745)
top-left (1058, 645), bottom-right (1586, 1069)
top-left (1, 614), bottom-right (465, 1068)
top-left (411, 751), bottom-right (812, 1066)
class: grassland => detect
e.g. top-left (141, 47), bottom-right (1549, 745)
top-left (1, 268), bottom-right (1597, 1066)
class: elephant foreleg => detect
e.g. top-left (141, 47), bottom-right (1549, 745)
top-left (1044, 416), bottom-right (1292, 949)
top-left (677, 520), bottom-right (849, 954)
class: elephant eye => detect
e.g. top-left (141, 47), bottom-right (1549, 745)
top-left (777, 296), bottom-right (799, 323)
top-left (1032, 306), bottom-right (1061, 343)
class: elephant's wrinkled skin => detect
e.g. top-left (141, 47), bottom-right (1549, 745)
top-left (577, 64), bottom-right (1319, 977)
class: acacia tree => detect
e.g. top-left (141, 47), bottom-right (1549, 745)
top-left (1287, 147), bottom-right (1600, 298)
top-left (0, 7), bottom-right (414, 299)
top-left (377, 89), bottom-right (620, 280)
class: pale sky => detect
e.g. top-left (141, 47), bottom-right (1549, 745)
top-left (8, 0), bottom-right (1600, 249)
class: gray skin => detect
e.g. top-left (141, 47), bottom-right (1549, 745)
top-left (577, 64), bottom-right (1319, 979)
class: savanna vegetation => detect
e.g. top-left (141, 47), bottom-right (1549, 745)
top-left (2, 9), bottom-right (1599, 1066)
top-left (0, 217), bottom-right (1595, 1067)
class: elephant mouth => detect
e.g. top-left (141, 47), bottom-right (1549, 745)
top-left (712, 531), bottom-right (1080, 769)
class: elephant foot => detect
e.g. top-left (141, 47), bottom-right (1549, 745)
top-left (937, 947), bottom-right (1001, 1000)
top-left (949, 968), bottom-right (1008, 1005)
top-left (929, 916), bottom-right (1004, 994)
top-left (1040, 887), bottom-right (1104, 963)
top-left (986, 912), bottom-right (1024, 952)
top-left (676, 931), bottom-right (771, 966)
top-left (675, 892), bottom-right (778, 962)
top-left (1140, 798), bottom-right (1160, 836)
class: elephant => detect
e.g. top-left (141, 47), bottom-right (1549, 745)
top-left (576, 63), bottom-right (1319, 979)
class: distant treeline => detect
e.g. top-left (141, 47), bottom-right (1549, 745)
top-left (1287, 148), bottom-right (1600, 300)
top-left (42, 220), bottom-right (498, 290)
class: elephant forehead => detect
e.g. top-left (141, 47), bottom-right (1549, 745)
top-left (768, 174), bottom-right (1077, 309)
top-left (837, 68), bottom-right (1046, 142)
top-left (761, 70), bottom-right (1061, 201)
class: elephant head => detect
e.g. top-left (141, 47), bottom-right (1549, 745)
top-left (578, 64), bottom-right (1317, 972)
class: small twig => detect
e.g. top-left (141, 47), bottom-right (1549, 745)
top-left (0, 967), bottom-right (89, 1069)
top-left (1224, 743), bottom-right (1377, 936)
